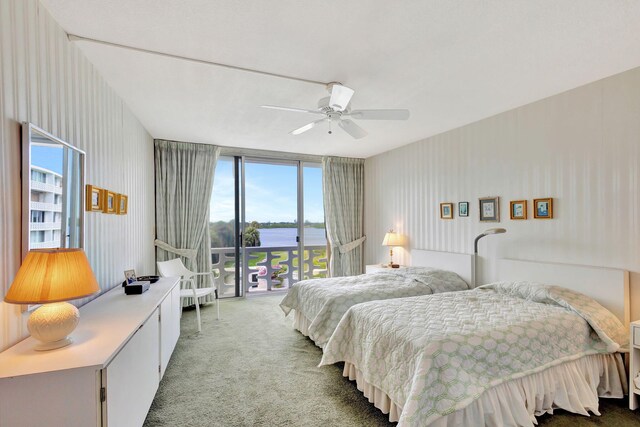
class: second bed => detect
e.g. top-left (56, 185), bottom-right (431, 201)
top-left (280, 249), bottom-right (473, 349)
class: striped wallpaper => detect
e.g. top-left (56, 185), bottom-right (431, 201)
top-left (365, 66), bottom-right (640, 317)
top-left (0, 0), bottom-right (155, 350)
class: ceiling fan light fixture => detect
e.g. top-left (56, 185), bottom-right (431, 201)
top-left (329, 84), bottom-right (355, 112)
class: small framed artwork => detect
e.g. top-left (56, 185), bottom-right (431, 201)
top-left (440, 203), bottom-right (454, 219)
top-left (103, 190), bottom-right (117, 214)
top-left (479, 197), bottom-right (500, 222)
top-left (458, 202), bottom-right (469, 217)
top-left (116, 194), bottom-right (128, 215)
top-left (533, 198), bottom-right (554, 219)
top-left (510, 200), bottom-right (527, 220)
top-left (86, 185), bottom-right (103, 212)
top-left (124, 269), bottom-right (137, 284)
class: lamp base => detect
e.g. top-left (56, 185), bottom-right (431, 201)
top-left (27, 302), bottom-right (79, 351)
top-left (33, 337), bottom-right (73, 351)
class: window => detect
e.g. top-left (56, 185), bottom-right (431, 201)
top-left (31, 211), bottom-right (45, 223)
top-left (30, 230), bottom-right (45, 243)
top-left (31, 170), bottom-right (46, 183)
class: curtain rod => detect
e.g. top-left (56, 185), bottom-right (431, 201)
top-left (67, 33), bottom-right (330, 87)
top-left (218, 145), bottom-right (325, 163)
top-left (155, 139), bottom-right (333, 163)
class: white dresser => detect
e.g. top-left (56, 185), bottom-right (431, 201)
top-left (0, 276), bottom-right (181, 427)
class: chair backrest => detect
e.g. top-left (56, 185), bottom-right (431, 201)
top-left (157, 258), bottom-right (193, 279)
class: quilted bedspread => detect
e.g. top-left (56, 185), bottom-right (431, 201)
top-left (280, 267), bottom-right (469, 348)
top-left (319, 282), bottom-right (628, 426)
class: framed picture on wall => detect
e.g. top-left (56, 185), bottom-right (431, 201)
top-left (85, 185), bottom-right (103, 212)
top-left (533, 198), bottom-right (553, 219)
top-left (479, 197), bottom-right (500, 222)
top-left (440, 203), bottom-right (454, 219)
top-left (103, 190), bottom-right (117, 214)
top-left (510, 200), bottom-right (527, 220)
top-left (458, 202), bottom-right (469, 217)
top-left (116, 194), bottom-right (128, 215)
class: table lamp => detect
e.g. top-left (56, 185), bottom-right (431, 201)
top-left (382, 230), bottom-right (403, 267)
top-left (4, 248), bottom-right (99, 351)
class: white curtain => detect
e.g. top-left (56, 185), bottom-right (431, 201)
top-left (155, 140), bottom-right (219, 301)
top-left (322, 156), bottom-right (366, 277)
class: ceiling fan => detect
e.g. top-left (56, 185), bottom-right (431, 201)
top-left (260, 83), bottom-right (410, 139)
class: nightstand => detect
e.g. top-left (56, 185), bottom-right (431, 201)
top-left (365, 264), bottom-right (407, 274)
top-left (630, 321), bottom-right (640, 409)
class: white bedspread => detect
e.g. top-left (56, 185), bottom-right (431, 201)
top-left (319, 282), bottom-right (628, 426)
top-left (280, 267), bottom-right (469, 348)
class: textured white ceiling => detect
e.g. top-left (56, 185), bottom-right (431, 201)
top-left (41, 0), bottom-right (640, 158)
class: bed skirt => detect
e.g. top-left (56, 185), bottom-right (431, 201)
top-left (292, 310), bottom-right (325, 349)
top-left (292, 310), bottom-right (311, 336)
top-left (343, 352), bottom-right (627, 426)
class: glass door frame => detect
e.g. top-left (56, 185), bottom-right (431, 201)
top-left (239, 156), bottom-right (306, 297)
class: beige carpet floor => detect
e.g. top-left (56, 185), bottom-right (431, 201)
top-left (144, 293), bottom-right (640, 427)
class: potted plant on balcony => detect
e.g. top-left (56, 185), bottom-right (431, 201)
top-left (271, 265), bottom-right (287, 288)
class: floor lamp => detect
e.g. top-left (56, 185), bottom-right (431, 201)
top-left (473, 228), bottom-right (506, 287)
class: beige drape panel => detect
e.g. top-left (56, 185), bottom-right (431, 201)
top-left (155, 140), bottom-right (219, 302)
top-left (322, 156), bottom-right (366, 277)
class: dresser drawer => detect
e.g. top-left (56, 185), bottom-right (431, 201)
top-left (634, 326), bottom-right (640, 347)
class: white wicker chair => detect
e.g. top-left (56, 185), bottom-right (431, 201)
top-left (157, 258), bottom-right (219, 332)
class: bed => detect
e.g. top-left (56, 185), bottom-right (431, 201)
top-left (279, 249), bottom-right (473, 349)
top-left (319, 259), bottom-right (630, 426)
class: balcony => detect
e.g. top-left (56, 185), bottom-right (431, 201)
top-left (31, 180), bottom-right (63, 194)
top-left (30, 240), bottom-right (60, 249)
top-left (211, 245), bottom-right (327, 297)
top-left (30, 201), bottom-right (62, 212)
top-left (30, 221), bottom-right (62, 231)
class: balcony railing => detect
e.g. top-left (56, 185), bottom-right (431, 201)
top-left (30, 201), bottom-right (62, 212)
top-left (31, 180), bottom-right (63, 194)
top-left (30, 240), bottom-right (60, 249)
top-left (210, 245), bottom-right (327, 296)
top-left (30, 221), bottom-right (62, 231)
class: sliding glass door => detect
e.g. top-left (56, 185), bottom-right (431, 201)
top-left (209, 156), bottom-right (326, 298)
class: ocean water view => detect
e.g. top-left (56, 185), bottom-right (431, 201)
top-left (257, 227), bottom-right (326, 247)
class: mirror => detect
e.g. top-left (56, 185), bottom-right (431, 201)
top-left (22, 123), bottom-right (85, 259)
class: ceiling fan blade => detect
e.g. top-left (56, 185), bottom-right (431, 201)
top-left (338, 119), bottom-right (367, 139)
top-left (261, 105), bottom-right (323, 115)
top-left (329, 85), bottom-right (355, 112)
top-left (346, 109), bottom-right (410, 120)
top-left (290, 118), bottom-right (329, 136)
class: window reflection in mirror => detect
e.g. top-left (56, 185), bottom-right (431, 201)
top-left (23, 123), bottom-right (84, 258)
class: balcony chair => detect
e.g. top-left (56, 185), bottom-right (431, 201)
top-left (157, 258), bottom-right (220, 332)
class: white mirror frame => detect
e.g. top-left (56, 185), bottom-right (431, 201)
top-left (21, 122), bottom-right (86, 260)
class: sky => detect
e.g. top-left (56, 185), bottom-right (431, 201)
top-left (210, 157), bottom-right (325, 223)
top-left (31, 145), bottom-right (64, 174)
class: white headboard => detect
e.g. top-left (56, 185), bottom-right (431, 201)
top-left (411, 249), bottom-right (474, 287)
top-left (496, 258), bottom-right (630, 326)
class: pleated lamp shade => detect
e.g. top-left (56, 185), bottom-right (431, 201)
top-left (381, 232), bottom-right (403, 247)
top-left (5, 248), bottom-right (99, 304)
